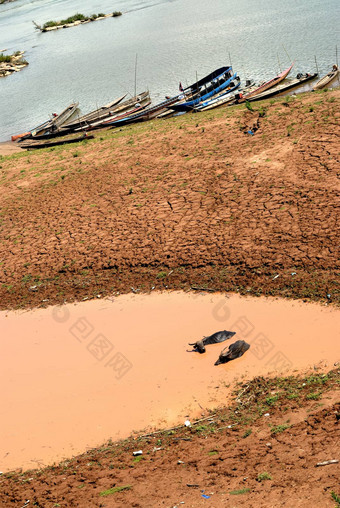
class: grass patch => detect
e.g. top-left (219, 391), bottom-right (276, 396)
top-left (270, 424), bottom-right (290, 434)
top-left (331, 491), bottom-right (340, 507)
top-left (265, 395), bottom-right (279, 406)
top-left (230, 488), bottom-right (251, 495)
top-left (0, 53), bottom-right (12, 63)
top-left (208, 450), bottom-right (218, 456)
top-left (306, 392), bottom-right (322, 400)
top-left (257, 472), bottom-right (272, 482)
top-left (99, 485), bottom-right (132, 496)
top-left (132, 455), bottom-right (144, 463)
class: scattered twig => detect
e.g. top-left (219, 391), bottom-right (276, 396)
top-left (138, 414), bottom-right (217, 438)
top-left (187, 483), bottom-right (199, 488)
top-left (189, 414), bottom-right (217, 424)
top-left (316, 459), bottom-right (339, 467)
top-left (236, 384), bottom-right (250, 402)
top-left (190, 286), bottom-right (216, 292)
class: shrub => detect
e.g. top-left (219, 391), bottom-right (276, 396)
top-left (0, 54), bottom-right (11, 63)
top-left (257, 472), bottom-right (272, 482)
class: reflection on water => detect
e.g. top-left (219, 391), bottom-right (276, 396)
top-left (0, 0), bottom-right (339, 140)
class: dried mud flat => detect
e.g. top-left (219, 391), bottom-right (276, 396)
top-left (0, 89), bottom-right (339, 309)
top-left (0, 369), bottom-right (339, 507)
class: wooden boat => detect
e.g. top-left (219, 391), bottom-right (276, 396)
top-left (193, 79), bottom-right (255, 112)
top-left (83, 98), bottom-right (152, 130)
top-left (312, 65), bottom-right (339, 90)
top-left (29, 96), bottom-right (152, 139)
top-left (247, 72), bottom-right (318, 102)
top-left (13, 102), bottom-right (79, 141)
top-left (33, 102), bottom-right (79, 135)
top-left (190, 76), bottom-right (241, 111)
top-left (237, 63), bottom-right (294, 102)
top-left (62, 94), bottom-right (127, 127)
top-left (11, 118), bottom-right (51, 141)
top-left (168, 67), bottom-right (238, 113)
top-left (63, 91), bottom-right (150, 130)
top-left (19, 133), bottom-right (94, 150)
top-left (109, 67), bottom-right (231, 127)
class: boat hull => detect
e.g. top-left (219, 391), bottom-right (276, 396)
top-left (248, 73), bottom-right (318, 102)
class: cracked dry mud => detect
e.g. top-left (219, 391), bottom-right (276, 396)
top-left (0, 89), bottom-right (339, 309)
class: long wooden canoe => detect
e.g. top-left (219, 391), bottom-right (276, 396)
top-left (62, 94), bottom-right (127, 127)
top-left (83, 98), bottom-right (152, 130)
top-left (247, 72), bottom-right (318, 102)
top-left (312, 65), bottom-right (339, 90)
top-left (14, 102), bottom-right (79, 141)
top-left (19, 133), bottom-right (94, 150)
top-left (237, 63), bottom-right (294, 102)
top-left (62, 91), bottom-right (150, 130)
top-left (29, 97), bottom-right (152, 139)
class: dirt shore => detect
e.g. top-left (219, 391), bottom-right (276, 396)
top-left (0, 368), bottom-right (339, 507)
top-left (0, 89), bottom-right (339, 310)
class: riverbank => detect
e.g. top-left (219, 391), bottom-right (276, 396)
top-left (0, 51), bottom-right (28, 77)
top-left (0, 88), bottom-right (339, 310)
top-left (1, 362), bottom-right (339, 506)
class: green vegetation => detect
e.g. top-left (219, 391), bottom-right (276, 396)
top-left (230, 488), bottom-right (251, 495)
top-left (41, 11), bottom-right (122, 30)
top-left (257, 472), bottom-right (272, 482)
top-left (0, 51), bottom-right (27, 68)
top-left (331, 491), bottom-right (340, 507)
top-left (208, 449), bottom-right (218, 456)
top-left (0, 54), bottom-right (12, 63)
top-left (99, 485), bottom-right (131, 496)
top-left (270, 423), bottom-right (290, 434)
top-left (245, 100), bottom-right (254, 112)
top-left (156, 271), bottom-right (167, 279)
top-left (306, 392), bottom-right (322, 400)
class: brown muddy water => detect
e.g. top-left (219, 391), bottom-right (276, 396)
top-left (1, 292), bottom-right (339, 471)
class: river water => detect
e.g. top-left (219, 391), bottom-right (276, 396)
top-left (0, 0), bottom-right (339, 141)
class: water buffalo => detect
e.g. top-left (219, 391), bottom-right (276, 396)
top-left (189, 330), bottom-right (236, 354)
top-left (214, 340), bottom-right (250, 365)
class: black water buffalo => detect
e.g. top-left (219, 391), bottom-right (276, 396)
top-left (189, 330), bottom-right (236, 354)
top-left (214, 340), bottom-right (250, 365)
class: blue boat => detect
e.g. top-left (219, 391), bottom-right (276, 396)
top-left (169, 67), bottom-right (238, 113)
top-left (194, 76), bottom-right (241, 111)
